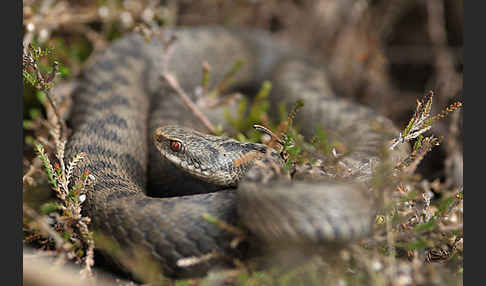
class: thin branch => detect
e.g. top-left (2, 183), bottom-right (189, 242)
top-left (160, 33), bottom-right (216, 134)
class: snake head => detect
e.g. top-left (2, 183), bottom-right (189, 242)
top-left (154, 125), bottom-right (267, 187)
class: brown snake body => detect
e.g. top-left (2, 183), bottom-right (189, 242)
top-left (65, 27), bottom-right (409, 278)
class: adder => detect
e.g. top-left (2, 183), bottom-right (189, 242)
top-left (65, 27), bottom-right (409, 278)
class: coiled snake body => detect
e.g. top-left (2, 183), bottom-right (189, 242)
top-left (66, 27), bottom-right (408, 278)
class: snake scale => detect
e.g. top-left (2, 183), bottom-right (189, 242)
top-left (65, 27), bottom-right (409, 278)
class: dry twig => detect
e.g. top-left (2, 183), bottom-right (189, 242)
top-left (160, 32), bottom-right (217, 133)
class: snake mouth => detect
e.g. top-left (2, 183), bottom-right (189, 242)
top-left (153, 125), bottom-right (251, 187)
top-left (159, 148), bottom-right (228, 186)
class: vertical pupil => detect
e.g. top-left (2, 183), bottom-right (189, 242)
top-left (170, 141), bottom-right (181, 151)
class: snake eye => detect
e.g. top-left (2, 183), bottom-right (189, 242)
top-left (169, 140), bottom-right (182, 152)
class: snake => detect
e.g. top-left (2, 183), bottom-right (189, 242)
top-left (65, 26), bottom-right (409, 279)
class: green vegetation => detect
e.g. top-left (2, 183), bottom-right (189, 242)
top-left (22, 1), bottom-right (463, 285)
